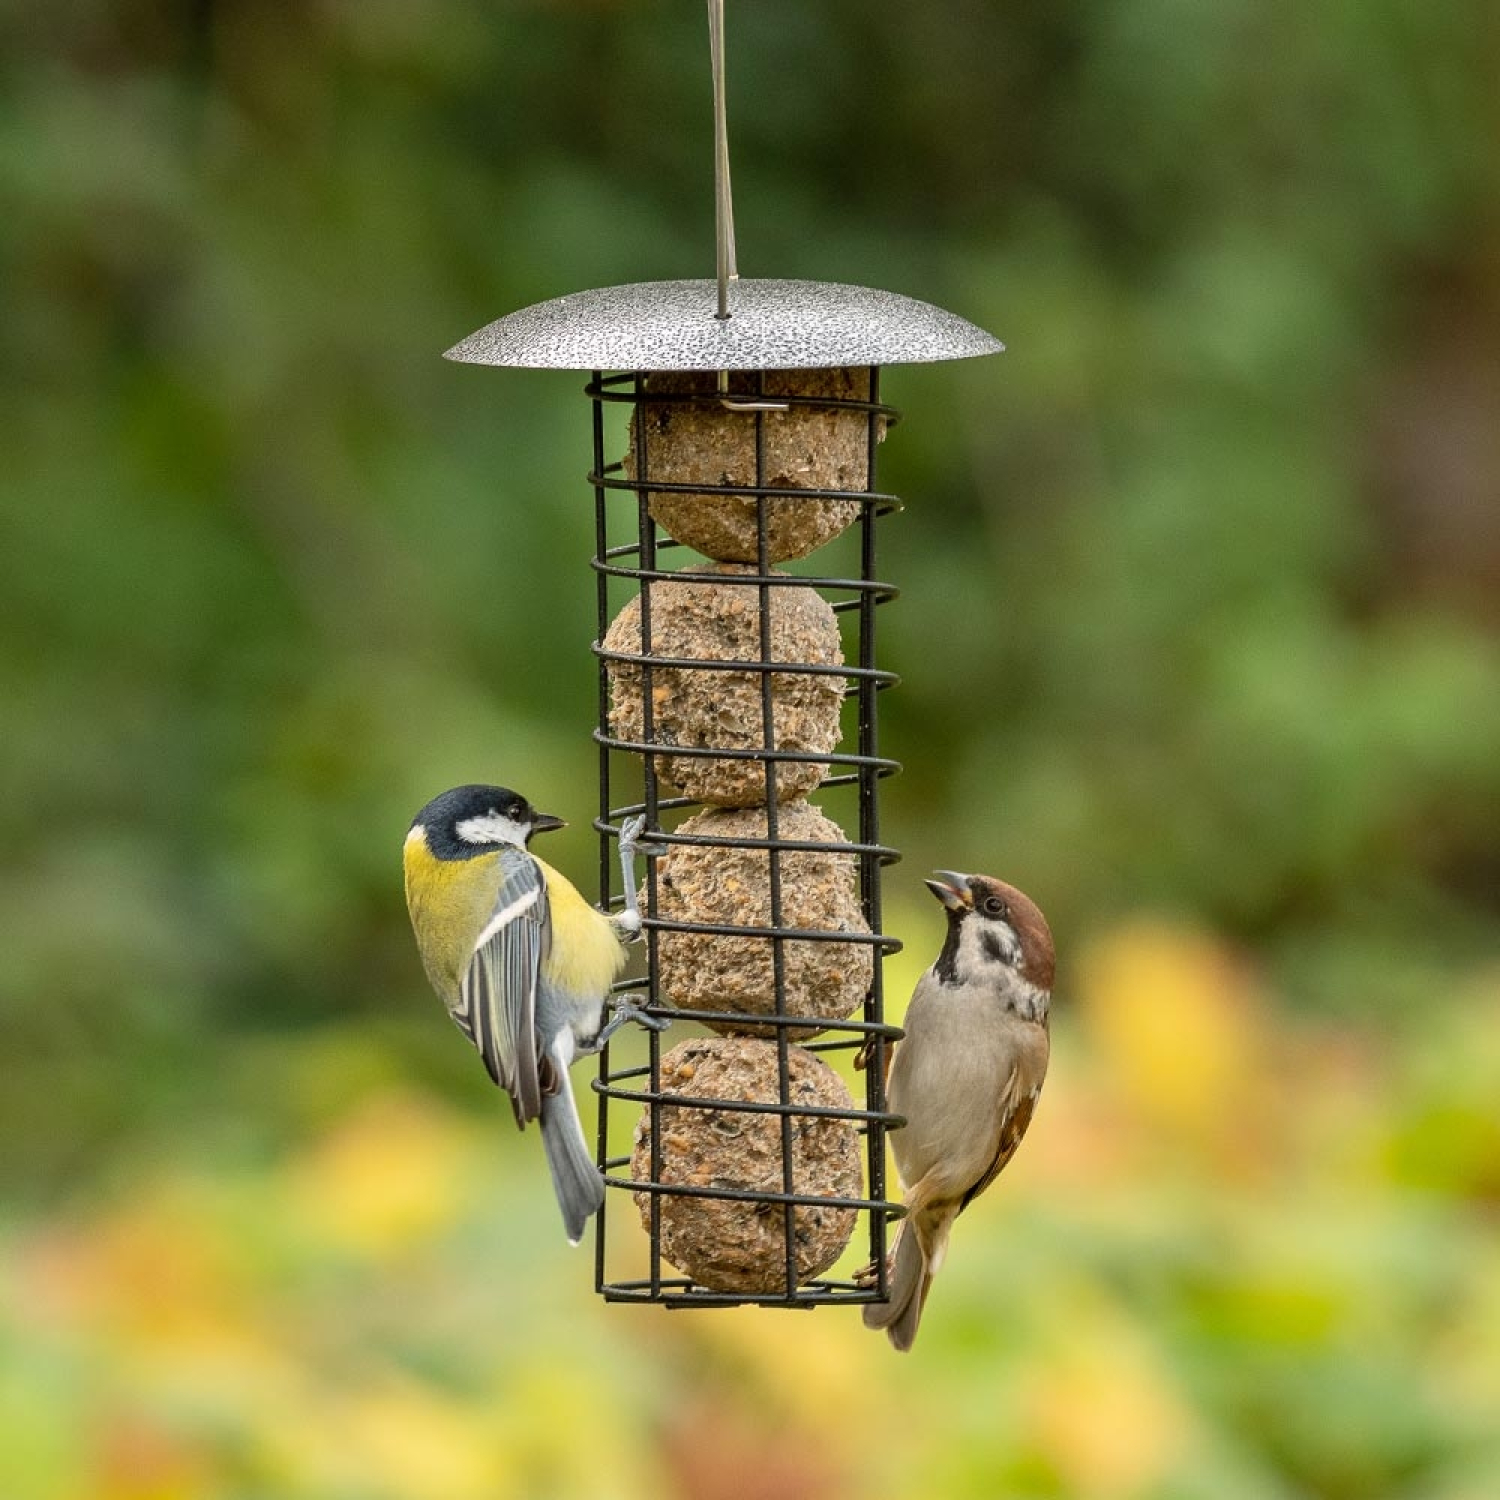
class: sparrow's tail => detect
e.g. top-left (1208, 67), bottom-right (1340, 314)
top-left (537, 1038), bottom-right (605, 1245)
top-left (862, 1221), bottom-right (931, 1352)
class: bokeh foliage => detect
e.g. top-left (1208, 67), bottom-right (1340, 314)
top-left (2, 2), bottom-right (1497, 1497)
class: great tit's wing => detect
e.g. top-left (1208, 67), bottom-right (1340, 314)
top-left (457, 848), bottom-right (551, 1126)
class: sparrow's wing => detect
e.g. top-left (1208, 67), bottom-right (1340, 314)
top-left (958, 1028), bottom-right (1049, 1212)
top-left (457, 847), bottom-right (552, 1126)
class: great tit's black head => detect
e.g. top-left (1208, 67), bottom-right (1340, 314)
top-left (409, 784), bottom-right (566, 860)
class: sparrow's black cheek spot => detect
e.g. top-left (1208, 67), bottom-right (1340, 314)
top-left (981, 930), bottom-right (1008, 965)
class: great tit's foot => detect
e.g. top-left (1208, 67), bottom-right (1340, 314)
top-left (853, 1253), bottom-right (894, 1289)
top-left (593, 998), bottom-right (670, 1049)
top-left (613, 997), bottom-right (670, 1034)
top-left (616, 816), bottom-right (665, 941)
top-left (618, 814), bottom-right (667, 861)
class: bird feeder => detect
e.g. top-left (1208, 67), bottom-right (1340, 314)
top-left (443, 3), bottom-right (1001, 1308)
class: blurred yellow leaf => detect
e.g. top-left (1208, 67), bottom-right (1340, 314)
top-left (1020, 1293), bottom-right (1193, 1499)
top-left (285, 1089), bottom-right (473, 1256)
top-left (490, 1358), bottom-right (666, 1500)
top-left (254, 1374), bottom-right (506, 1500)
top-left (1382, 975), bottom-right (1500, 1201)
top-left (1075, 919), bottom-right (1274, 1174)
top-left (89, 1414), bottom-right (214, 1500)
top-left (17, 1185), bottom-right (266, 1364)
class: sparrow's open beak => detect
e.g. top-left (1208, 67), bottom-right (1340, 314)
top-left (924, 870), bottom-right (973, 911)
top-left (530, 811), bottom-right (567, 836)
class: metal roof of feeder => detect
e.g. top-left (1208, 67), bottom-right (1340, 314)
top-left (445, 277), bottom-right (1002, 372)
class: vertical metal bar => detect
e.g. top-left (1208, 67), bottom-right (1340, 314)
top-left (860, 366), bottom-right (891, 1295)
top-left (593, 376), bottom-right (614, 909)
top-left (744, 375), bottom-right (798, 1299)
top-left (633, 372), bottom-right (666, 1300)
top-left (591, 376), bottom-right (612, 1295)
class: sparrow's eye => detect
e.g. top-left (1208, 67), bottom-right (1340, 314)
top-left (981, 894), bottom-right (1008, 918)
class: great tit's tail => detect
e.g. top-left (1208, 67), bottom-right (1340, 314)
top-left (538, 1035), bottom-right (605, 1245)
top-left (862, 1221), bottom-right (930, 1351)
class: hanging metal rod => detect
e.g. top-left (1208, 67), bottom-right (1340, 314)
top-left (707, 0), bottom-right (788, 411)
top-left (708, 0), bottom-right (736, 320)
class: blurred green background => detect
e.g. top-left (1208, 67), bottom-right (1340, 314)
top-left (3, 1), bottom-right (1499, 1496)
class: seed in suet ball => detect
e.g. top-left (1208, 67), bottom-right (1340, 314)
top-left (626, 368), bottom-right (881, 564)
top-left (655, 801), bottom-right (873, 1038)
top-left (602, 565), bottom-right (845, 808)
top-left (632, 1036), bottom-right (862, 1294)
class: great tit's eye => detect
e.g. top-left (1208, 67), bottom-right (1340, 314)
top-left (507, 803), bottom-right (524, 820)
top-left (981, 894), bottom-right (1008, 918)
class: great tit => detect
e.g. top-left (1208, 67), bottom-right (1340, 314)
top-left (403, 783), bottom-right (664, 1243)
top-left (861, 871), bottom-right (1055, 1351)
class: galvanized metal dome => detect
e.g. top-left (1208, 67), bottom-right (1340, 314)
top-left (445, 278), bottom-right (1002, 372)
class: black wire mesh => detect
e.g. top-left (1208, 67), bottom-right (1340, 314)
top-left (588, 367), bottom-right (906, 1307)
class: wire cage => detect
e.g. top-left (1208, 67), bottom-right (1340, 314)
top-left (590, 366), bottom-right (906, 1306)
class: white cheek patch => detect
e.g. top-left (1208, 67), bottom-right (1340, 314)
top-left (972, 920), bottom-right (1021, 969)
top-left (957, 918), bottom-right (1050, 1020)
top-left (455, 812), bottom-right (529, 847)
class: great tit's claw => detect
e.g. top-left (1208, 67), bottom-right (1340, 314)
top-left (616, 999), bottom-right (670, 1033)
top-left (852, 1253), bottom-right (894, 1289)
top-left (618, 815), bottom-right (667, 860)
top-left (592, 998), bottom-right (670, 1049)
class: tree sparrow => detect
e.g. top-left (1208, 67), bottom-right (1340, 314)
top-left (863, 871), bottom-right (1055, 1350)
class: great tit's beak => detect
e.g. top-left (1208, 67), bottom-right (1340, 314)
top-left (530, 811), bottom-right (567, 836)
top-left (924, 870), bottom-right (973, 911)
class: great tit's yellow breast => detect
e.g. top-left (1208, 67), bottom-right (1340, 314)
top-left (532, 856), bottom-right (627, 999)
top-left (403, 830), bottom-right (501, 1005)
